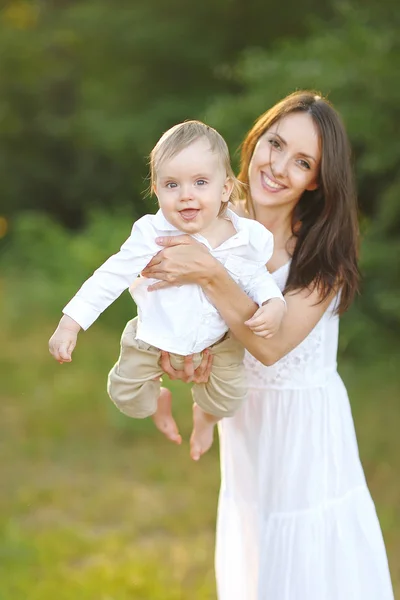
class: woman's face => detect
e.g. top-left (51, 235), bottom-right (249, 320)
top-left (248, 112), bottom-right (321, 213)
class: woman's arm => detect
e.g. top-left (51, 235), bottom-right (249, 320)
top-left (202, 271), bottom-right (334, 366)
top-left (142, 236), bottom-right (335, 366)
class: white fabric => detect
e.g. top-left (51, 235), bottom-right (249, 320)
top-left (216, 262), bottom-right (394, 600)
top-left (63, 208), bottom-right (283, 354)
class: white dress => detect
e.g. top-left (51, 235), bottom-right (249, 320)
top-left (216, 263), bottom-right (394, 600)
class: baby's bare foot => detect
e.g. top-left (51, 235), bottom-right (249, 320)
top-left (190, 404), bottom-right (220, 461)
top-left (152, 387), bottom-right (182, 445)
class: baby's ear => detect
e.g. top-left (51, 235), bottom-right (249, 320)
top-left (222, 177), bottom-right (234, 201)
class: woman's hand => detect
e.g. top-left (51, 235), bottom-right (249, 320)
top-left (159, 349), bottom-right (213, 384)
top-left (141, 235), bottom-right (219, 291)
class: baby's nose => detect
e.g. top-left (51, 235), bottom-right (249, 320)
top-left (179, 185), bottom-right (195, 201)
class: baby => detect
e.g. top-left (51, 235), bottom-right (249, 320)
top-left (48, 121), bottom-right (286, 460)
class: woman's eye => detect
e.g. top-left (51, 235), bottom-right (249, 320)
top-left (196, 179), bottom-right (207, 186)
top-left (268, 138), bottom-right (280, 149)
top-left (298, 160), bottom-right (311, 170)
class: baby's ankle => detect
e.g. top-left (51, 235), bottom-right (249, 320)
top-left (193, 404), bottom-right (220, 427)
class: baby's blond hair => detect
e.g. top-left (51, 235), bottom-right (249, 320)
top-left (150, 120), bottom-right (242, 215)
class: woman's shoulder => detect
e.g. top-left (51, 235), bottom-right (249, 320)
top-left (227, 208), bottom-right (274, 262)
top-left (232, 210), bottom-right (273, 239)
top-left (228, 203), bottom-right (273, 237)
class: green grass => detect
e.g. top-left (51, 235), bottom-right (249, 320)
top-left (0, 303), bottom-right (399, 598)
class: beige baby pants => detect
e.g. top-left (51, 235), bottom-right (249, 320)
top-left (107, 317), bottom-right (246, 419)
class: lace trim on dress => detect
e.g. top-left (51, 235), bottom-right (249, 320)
top-left (245, 319), bottom-right (324, 388)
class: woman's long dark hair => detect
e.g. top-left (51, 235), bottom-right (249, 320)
top-left (238, 91), bottom-right (359, 314)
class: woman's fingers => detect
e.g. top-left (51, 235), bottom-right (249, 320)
top-left (147, 281), bottom-right (172, 292)
top-left (141, 268), bottom-right (166, 280)
top-left (159, 351), bottom-right (195, 383)
top-left (206, 352), bottom-right (213, 379)
top-left (141, 256), bottom-right (163, 278)
top-left (192, 350), bottom-right (213, 384)
top-left (158, 349), bottom-right (213, 384)
top-left (155, 235), bottom-right (194, 247)
top-left (182, 355), bottom-right (195, 383)
top-left (159, 351), bottom-right (178, 380)
top-left (143, 251), bottom-right (163, 271)
top-left (142, 237), bottom-right (197, 277)
top-left (141, 236), bottom-right (211, 288)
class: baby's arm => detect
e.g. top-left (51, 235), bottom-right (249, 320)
top-left (242, 270), bottom-right (286, 338)
top-left (48, 218), bottom-right (157, 363)
top-left (48, 314), bottom-right (81, 363)
top-left (245, 299), bottom-right (286, 339)
top-left (240, 222), bottom-right (286, 338)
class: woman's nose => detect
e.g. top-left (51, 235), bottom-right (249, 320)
top-left (271, 155), bottom-right (288, 178)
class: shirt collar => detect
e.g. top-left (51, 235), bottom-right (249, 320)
top-left (225, 207), bottom-right (244, 233)
top-left (223, 207), bottom-right (249, 245)
top-left (152, 206), bottom-right (249, 248)
top-left (153, 209), bottom-right (180, 232)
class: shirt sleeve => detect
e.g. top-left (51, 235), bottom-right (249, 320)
top-left (62, 220), bottom-right (157, 330)
top-left (241, 223), bottom-right (285, 306)
top-left (243, 266), bottom-right (285, 306)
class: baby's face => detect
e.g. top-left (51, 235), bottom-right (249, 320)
top-left (153, 137), bottom-right (231, 238)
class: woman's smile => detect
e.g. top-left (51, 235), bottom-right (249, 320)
top-left (261, 171), bottom-right (287, 192)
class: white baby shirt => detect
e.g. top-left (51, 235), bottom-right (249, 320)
top-left (63, 208), bottom-right (284, 354)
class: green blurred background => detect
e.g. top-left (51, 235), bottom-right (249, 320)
top-left (0, 1), bottom-right (399, 598)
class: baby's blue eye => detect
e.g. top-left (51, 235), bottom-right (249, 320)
top-left (166, 182), bottom-right (177, 188)
top-left (196, 179), bottom-right (207, 186)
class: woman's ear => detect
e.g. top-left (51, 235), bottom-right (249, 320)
top-left (306, 178), bottom-right (319, 192)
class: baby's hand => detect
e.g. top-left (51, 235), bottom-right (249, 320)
top-left (244, 298), bottom-right (286, 339)
top-left (48, 315), bottom-right (81, 364)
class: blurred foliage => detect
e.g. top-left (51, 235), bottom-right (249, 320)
top-left (0, 1), bottom-right (399, 346)
top-left (0, 210), bottom-right (137, 329)
top-left (0, 0), bottom-right (332, 227)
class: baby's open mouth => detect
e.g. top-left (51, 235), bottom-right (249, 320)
top-left (179, 209), bottom-right (200, 221)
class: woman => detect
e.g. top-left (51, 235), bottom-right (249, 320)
top-left (141, 91), bottom-right (394, 599)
